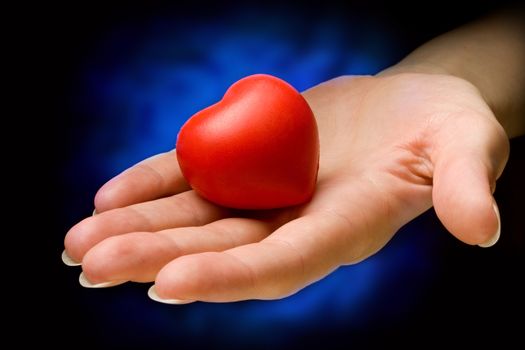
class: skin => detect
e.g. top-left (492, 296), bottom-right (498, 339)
top-left (64, 9), bottom-right (524, 302)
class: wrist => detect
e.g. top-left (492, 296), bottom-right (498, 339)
top-left (377, 61), bottom-right (451, 78)
top-left (378, 9), bottom-right (525, 138)
top-left (378, 60), bottom-right (523, 138)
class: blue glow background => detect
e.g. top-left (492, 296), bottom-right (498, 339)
top-left (51, 2), bottom-right (523, 347)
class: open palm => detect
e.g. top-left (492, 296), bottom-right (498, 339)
top-left (64, 73), bottom-right (508, 303)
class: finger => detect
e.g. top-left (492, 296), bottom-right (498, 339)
top-left (154, 208), bottom-right (387, 302)
top-left (94, 150), bottom-right (190, 212)
top-left (432, 114), bottom-right (509, 246)
top-left (65, 190), bottom-right (229, 262)
top-left (81, 217), bottom-right (281, 284)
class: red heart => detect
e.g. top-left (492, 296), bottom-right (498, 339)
top-left (176, 74), bottom-right (319, 209)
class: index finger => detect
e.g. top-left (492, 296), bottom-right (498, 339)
top-left (95, 150), bottom-right (190, 212)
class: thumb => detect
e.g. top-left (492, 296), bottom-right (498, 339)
top-left (432, 117), bottom-right (509, 247)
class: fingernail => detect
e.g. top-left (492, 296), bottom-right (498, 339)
top-left (62, 250), bottom-right (81, 266)
top-left (147, 285), bottom-right (194, 305)
top-left (92, 208), bottom-right (97, 216)
top-left (479, 202), bottom-right (501, 248)
top-left (79, 272), bottom-right (126, 288)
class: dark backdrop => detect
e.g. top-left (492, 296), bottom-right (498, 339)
top-left (41, 1), bottom-right (523, 348)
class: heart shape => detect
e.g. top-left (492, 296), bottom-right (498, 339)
top-left (176, 74), bottom-right (319, 209)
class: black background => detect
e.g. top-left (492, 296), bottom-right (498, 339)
top-left (29, 0), bottom-right (525, 347)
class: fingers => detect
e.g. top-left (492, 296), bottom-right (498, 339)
top-left (154, 209), bottom-right (382, 302)
top-left (81, 217), bottom-right (279, 284)
top-left (94, 150), bottom-right (190, 212)
top-left (432, 114), bottom-right (509, 246)
top-left (65, 190), bottom-right (229, 262)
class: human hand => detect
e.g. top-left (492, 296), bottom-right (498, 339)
top-left (63, 72), bottom-right (508, 303)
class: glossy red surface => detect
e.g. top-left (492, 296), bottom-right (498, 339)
top-left (176, 74), bottom-right (319, 209)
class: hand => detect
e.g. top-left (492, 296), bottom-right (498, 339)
top-left (64, 72), bottom-right (509, 302)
